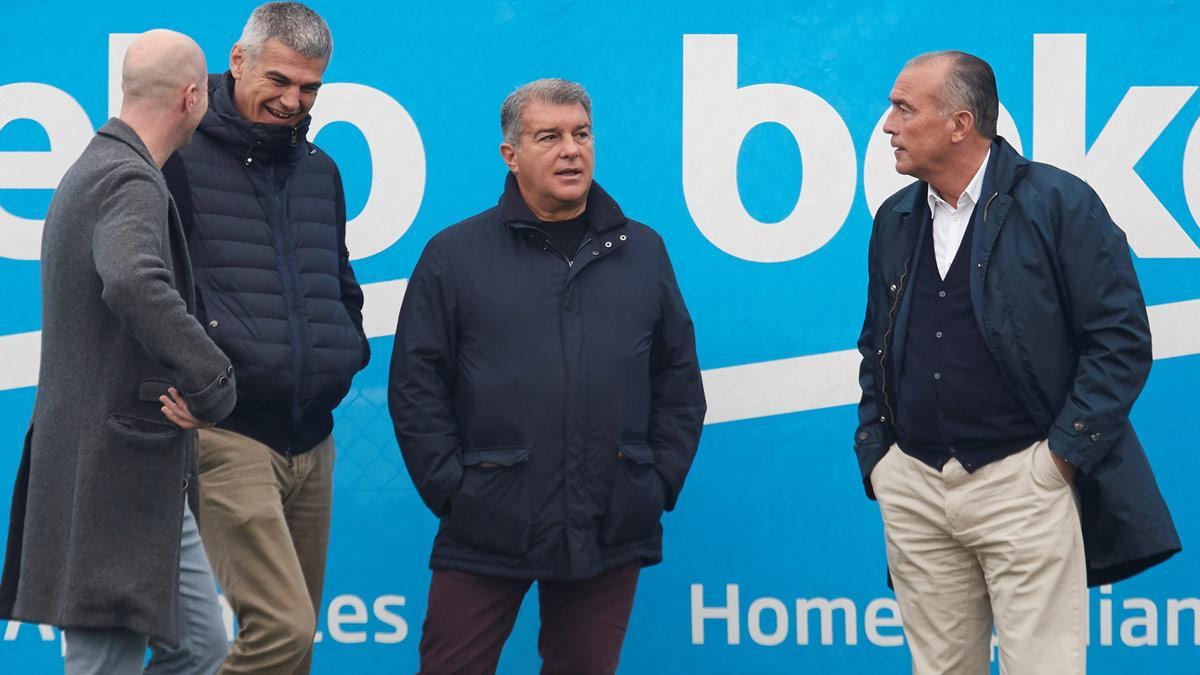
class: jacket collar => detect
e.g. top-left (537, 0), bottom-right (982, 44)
top-left (499, 172), bottom-right (628, 233)
top-left (97, 118), bottom-right (157, 168)
top-left (197, 72), bottom-right (313, 165)
top-left (891, 136), bottom-right (1030, 215)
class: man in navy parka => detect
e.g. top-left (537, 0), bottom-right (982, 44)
top-left (389, 78), bottom-right (706, 674)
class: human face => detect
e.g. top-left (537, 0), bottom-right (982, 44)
top-left (882, 59), bottom-right (957, 181)
top-left (230, 38), bottom-right (326, 125)
top-left (500, 100), bottom-right (594, 221)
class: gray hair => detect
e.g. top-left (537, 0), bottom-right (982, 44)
top-left (500, 78), bottom-right (592, 146)
top-left (237, 2), bottom-right (332, 64)
top-left (908, 50), bottom-right (998, 139)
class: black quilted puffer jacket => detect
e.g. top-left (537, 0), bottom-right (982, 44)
top-left (166, 73), bottom-right (369, 458)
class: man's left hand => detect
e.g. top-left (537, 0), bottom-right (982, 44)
top-left (1051, 450), bottom-right (1076, 484)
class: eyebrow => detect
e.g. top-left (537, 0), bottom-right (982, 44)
top-left (533, 123), bottom-right (591, 134)
top-left (265, 69), bottom-right (323, 88)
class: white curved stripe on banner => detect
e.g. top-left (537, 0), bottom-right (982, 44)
top-left (1, 284), bottom-right (1197, 425)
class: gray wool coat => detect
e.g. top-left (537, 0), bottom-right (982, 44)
top-left (0, 119), bottom-right (236, 647)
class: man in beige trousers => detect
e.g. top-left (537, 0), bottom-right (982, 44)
top-left (854, 50), bottom-right (1179, 674)
top-left (164, 4), bottom-right (369, 673)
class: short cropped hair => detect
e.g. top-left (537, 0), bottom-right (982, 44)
top-left (238, 2), bottom-right (332, 63)
top-left (500, 78), bottom-right (592, 146)
top-left (909, 50), bottom-right (998, 139)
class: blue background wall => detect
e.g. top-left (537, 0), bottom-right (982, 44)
top-left (0, 1), bottom-right (1197, 672)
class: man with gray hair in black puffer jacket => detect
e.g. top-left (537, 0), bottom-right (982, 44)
top-left (164, 4), bottom-right (369, 673)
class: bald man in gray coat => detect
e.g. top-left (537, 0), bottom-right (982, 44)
top-left (0, 30), bottom-right (236, 675)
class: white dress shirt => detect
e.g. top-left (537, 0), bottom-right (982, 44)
top-left (926, 150), bottom-right (990, 280)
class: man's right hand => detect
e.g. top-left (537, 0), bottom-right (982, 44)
top-left (159, 387), bottom-right (214, 429)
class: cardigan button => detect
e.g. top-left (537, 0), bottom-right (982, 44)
top-left (1072, 420), bottom-right (1086, 432)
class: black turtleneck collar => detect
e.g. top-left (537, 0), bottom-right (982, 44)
top-left (197, 71), bottom-right (313, 166)
top-left (498, 172), bottom-right (628, 234)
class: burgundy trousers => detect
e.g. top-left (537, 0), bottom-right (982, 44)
top-left (418, 562), bottom-right (641, 675)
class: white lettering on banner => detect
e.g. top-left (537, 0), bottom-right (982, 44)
top-left (108, 33), bottom-right (135, 119)
top-left (3, 594), bottom-right (410, 647)
top-left (683, 33), bottom-right (1200, 259)
top-left (746, 597), bottom-right (788, 646)
top-left (691, 583), bottom-right (741, 644)
top-left (795, 597), bottom-right (857, 646)
top-left (1094, 583), bottom-right (1200, 649)
top-left (863, 598), bottom-right (904, 647)
top-left (1033, 34), bottom-right (1199, 258)
top-left (2, 33), bottom-right (1199, 263)
top-left (1180, 114), bottom-right (1200, 229)
top-left (691, 584), bottom-right (889, 648)
top-left (2, 620), bottom-right (54, 641)
top-left (19, 34), bottom-right (429, 264)
top-left (328, 594), bottom-right (370, 644)
top-left (372, 595), bottom-right (410, 644)
top-left (308, 85), bottom-right (426, 259)
top-left (689, 584), bottom-right (1200, 650)
top-left (1167, 598), bottom-right (1200, 646)
top-left (1121, 597), bottom-right (1158, 647)
top-left (0, 83), bottom-right (92, 260)
top-left (682, 34), bottom-right (857, 263)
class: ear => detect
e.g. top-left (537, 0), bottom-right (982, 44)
top-left (230, 44), bottom-right (246, 80)
top-left (183, 83), bottom-right (199, 113)
top-left (950, 110), bottom-right (975, 142)
top-left (499, 143), bottom-right (518, 173)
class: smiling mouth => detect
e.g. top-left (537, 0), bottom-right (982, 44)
top-left (264, 106), bottom-right (296, 120)
top-left (555, 168), bottom-right (583, 178)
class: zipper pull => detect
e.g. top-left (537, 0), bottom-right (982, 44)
top-left (290, 126), bottom-right (298, 147)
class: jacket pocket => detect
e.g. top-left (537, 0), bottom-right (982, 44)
top-left (138, 378), bottom-right (173, 403)
top-left (449, 445), bottom-right (532, 557)
top-left (106, 414), bottom-right (184, 450)
top-left (600, 443), bottom-right (665, 547)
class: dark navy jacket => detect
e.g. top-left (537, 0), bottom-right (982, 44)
top-left (166, 73), bottom-right (369, 456)
top-left (389, 175), bottom-right (706, 580)
top-left (855, 137), bottom-right (1180, 586)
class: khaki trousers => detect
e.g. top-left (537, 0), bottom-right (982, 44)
top-left (871, 440), bottom-right (1087, 675)
top-left (197, 428), bottom-right (334, 675)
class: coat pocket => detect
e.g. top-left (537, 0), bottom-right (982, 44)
top-left (600, 443), bottom-right (665, 547)
top-left (106, 414), bottom-right (184, 450)
top-left (449, 445), bottom-right (532, 557)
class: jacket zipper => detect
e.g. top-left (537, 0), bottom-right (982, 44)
top-left (265, 163), bottom-right (307, 464)
top-left (982, 191), bottom-right (998, 223)
top-left (542, 236), bottom-right (592, 268)
top-left (878, 257), bottom-right (909, 425)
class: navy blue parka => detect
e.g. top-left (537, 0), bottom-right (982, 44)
top-left (389, 175), bottom-right (706, 580)
top-left (855, 137), bottom-right (1180, 586)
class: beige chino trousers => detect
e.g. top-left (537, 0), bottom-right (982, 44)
top-left (197, 427), bottom-right (335, 675)
top-left (871, 440), bottom-right (1087, 675)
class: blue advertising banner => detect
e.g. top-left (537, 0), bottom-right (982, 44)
top-left (0, 0), bottom-right (1197, 672)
